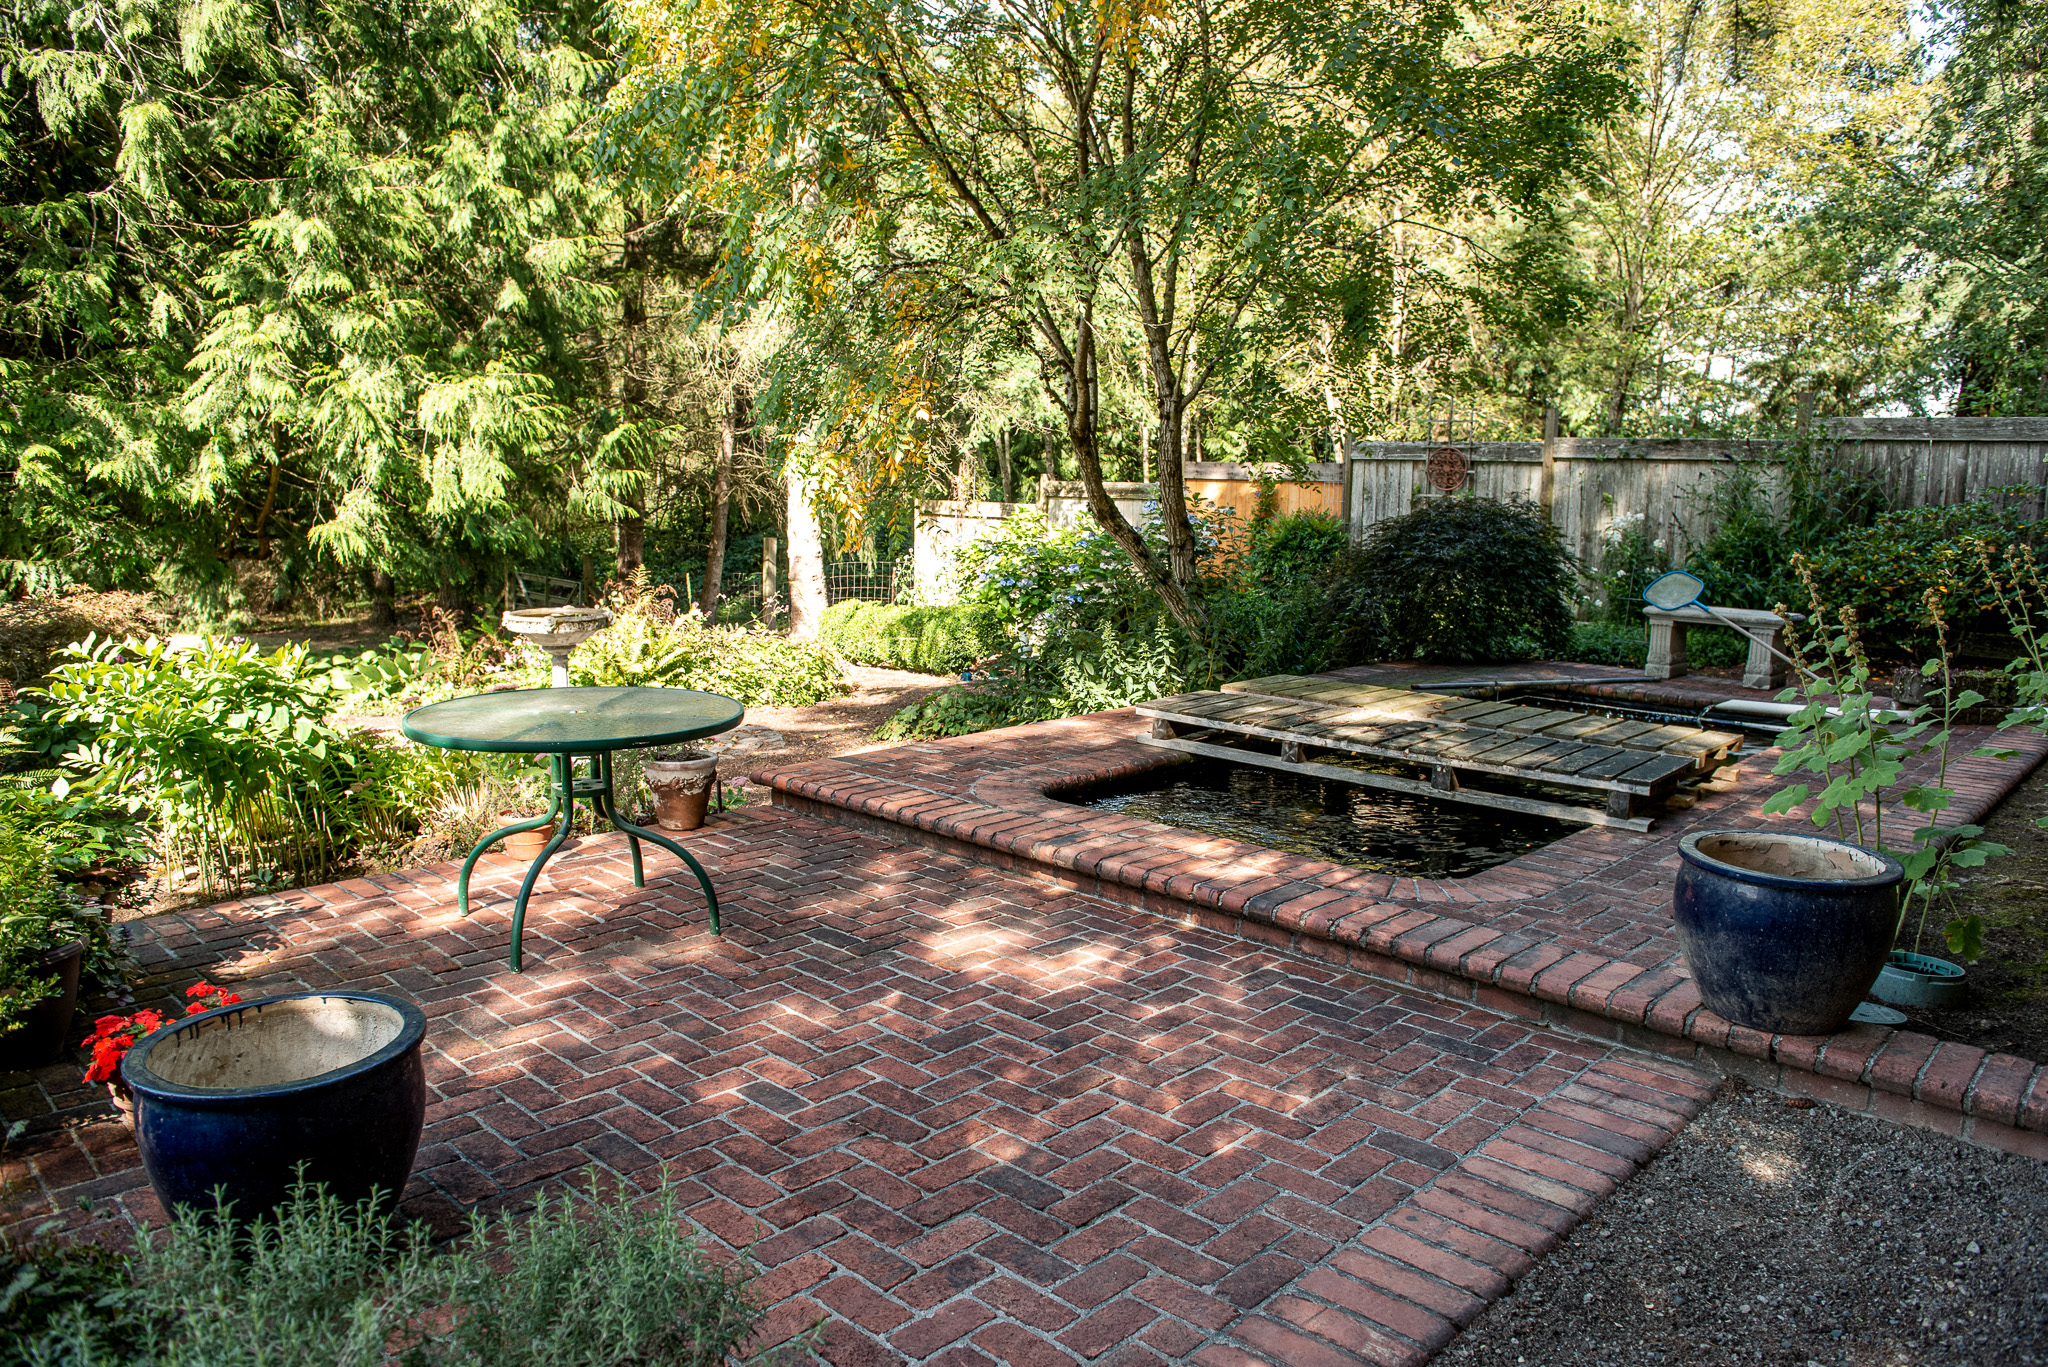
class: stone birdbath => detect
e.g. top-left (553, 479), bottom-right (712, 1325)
top-left (501, 606), bottom-right (612, 687)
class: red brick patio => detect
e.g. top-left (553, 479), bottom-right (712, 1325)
top-left (761, 708), bottom-right (2048, 1155)
top-left (2, 806), bottom-right (1712, 1367)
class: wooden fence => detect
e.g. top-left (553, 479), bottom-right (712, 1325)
top-left (912, 418), bottom-right (2048, 604)
top-left (1347, 418), bottom-right (2048, 573)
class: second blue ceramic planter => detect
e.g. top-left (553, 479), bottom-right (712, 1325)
top-left (1674, 831), bottom-right (1903, 1036)
top-left (122, 991), bottom-right (427, 1222)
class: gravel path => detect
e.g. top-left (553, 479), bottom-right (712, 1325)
top-left (1443, 1078), bottom-right (2048, 1366)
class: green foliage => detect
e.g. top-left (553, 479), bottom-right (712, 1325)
top-left (0, 771), bottom-right (152, 874)
top-left (342, 735), bottom-right (494, 856)
top-left (0, 825), bottom-right (120, 1037)
top-left (929, 506), bottom-right (1372, 732)
top-left (1560, 622), bottom-right (1747, 669)
top-left (36, 636), bottom-right (357, 895)
top-left (1865, 0), bottom-right (2048, 414)
top-left (1798, 500), bottom-right (2039, 662)
top-left (1564, 621), bottom-right (1649, 667)
top-left (1764, 586), bottom-right (2009, 957)
top-left (875, 685), bottom-right (1064, 741)
top-left (0, 1238), bottom-right (147, 1366)
top-left (1, 0), bottom-right (624, 607)
top-left (1678, 445), bottom-right (1889, 613)
top-left (954, 513), bottom-right (1133, 629)
top-left (18, 1176), bottom-right (793, 1367)
top-left (1343, 497), bottom-right (1576, 663)
top-left (1592, 512), bottom-right (1670, 624)
top-left (819, 601), bottom-right (1002, 676)
top-left (607, 0), bottom-right (1629, 630)
top-left (1245, 513), bottom-right (1350, 583)
top-left (548, 584), bottom-right (845, 707)
top-left (324, 644), bottom-right (441, 715)
top-left (30, 635), bottom-right (484, 894)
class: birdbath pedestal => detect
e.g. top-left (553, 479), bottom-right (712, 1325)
top-left (501, 606), bottom-right (612, 687)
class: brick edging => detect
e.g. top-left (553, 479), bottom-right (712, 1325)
top-left (758, 712), bottom-right (2048, 1157)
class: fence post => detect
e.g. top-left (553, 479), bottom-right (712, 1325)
top-left (762, 536), bottom-right (779, 624)
top-left (1540, 404), bottom-right (1560, 522)
top-left (1337, 431), bottom-right (1352, 532)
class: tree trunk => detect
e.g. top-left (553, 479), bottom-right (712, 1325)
top-left (954, 441), bottom-right (977, 500)
top-left (436, 566), bottom-right (467, 624)
top-left (999, 428), bottom-right (1013, 502)
top-left (614, 512), bottom-right (645, 583)
top-left (785, 464), bottom-right (828, 639)
top-left (702, 388), bottom-right (743, 615)
top-left (614, 208), bottom-right (649, 579)
top-left (367, 568), bottom-right (397, 630)
top-left (1060, 310), bottom-right (1204, 636)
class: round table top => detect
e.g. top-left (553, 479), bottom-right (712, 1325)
top-left (400, 686), bottom-right (745, 754)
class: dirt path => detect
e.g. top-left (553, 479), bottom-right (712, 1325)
top-left (711, 663), bottom-right (955, 780)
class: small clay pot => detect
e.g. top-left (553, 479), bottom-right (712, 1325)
top-left (497, 813), bottom-right (559, 860)
top-left (107, 1080), bottom-right (136, 1130)
top-left (645, 750), bottom-right (718, 832)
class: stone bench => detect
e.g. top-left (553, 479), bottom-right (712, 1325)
top-left (1644, 604), bottom-right (1805, 690)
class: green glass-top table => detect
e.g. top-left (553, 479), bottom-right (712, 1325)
top-left (401, 686), bottom-right (744, 969)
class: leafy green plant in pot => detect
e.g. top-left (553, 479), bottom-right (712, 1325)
top-left (1654, 569), bottom-right (1988, 1035)
top-left (1870, 539), bottom-right (2048, 1010)
top-left (1759, 576), bottom-right (2008, 1026)
top-left (0, 826), bottom-right (122, 1071)
top-left (1858, 597), bottom-right (2010, 1011)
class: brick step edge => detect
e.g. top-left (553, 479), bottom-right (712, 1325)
top-left (768, 787), bottom-right (2048, 1162)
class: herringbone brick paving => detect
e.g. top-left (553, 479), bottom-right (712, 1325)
top-left (760, 710), bottom-right (2048, 1151)
top-left (1, 807), bottom-right (1712, 1366)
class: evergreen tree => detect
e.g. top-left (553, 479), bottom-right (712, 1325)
top-left (1, 0), bottom-right (637, 613)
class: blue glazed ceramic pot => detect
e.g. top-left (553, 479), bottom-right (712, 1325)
top-left (1674, 831), bottom-right (1903, 1036)
top-left (122, 991), bottom-right (426, 1221)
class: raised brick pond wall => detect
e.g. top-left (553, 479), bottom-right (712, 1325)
top-left (758, 710), bottom-right (2048, 1160)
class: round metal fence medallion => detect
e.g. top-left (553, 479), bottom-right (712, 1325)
top-left (1426, 446), bottom-right (1470, 492)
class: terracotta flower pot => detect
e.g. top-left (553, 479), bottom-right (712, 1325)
top-left (645, 751), bottom-right (718, 832)
top-left (498, 812), bottom-right (558, 860)
top-left (107, 1080), bottom-right (136, 1130)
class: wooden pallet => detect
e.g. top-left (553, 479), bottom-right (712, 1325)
top-left (1219, 675), bottom-right (1742, 770)
top-left (1135, 678), bottom-right (1743, 831)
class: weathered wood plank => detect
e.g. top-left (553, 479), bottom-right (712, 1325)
top-left (1616, 752), bottom-right (1698, 785)
top-left (1137, 686), bottom-right (1731, 801)
top-left (1134, 734), bottom-right (1655, 831)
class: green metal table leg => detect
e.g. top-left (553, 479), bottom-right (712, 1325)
top-left (456, 767), bottom-right (565, 918)
top-left (505, 753), bottom-right (576, 972)
top-left (480, 748), bottom-right (722, 969)
top-left (606, 807), bottom-right (721, 935)
top-left (597, 750), bottom-right (644, 887)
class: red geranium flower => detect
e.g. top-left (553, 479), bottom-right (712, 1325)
top-left (82, 984), bottom-right (239, 1084)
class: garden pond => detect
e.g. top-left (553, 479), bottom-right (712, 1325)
top-left (1062, 758), bottom-right (1574, 879)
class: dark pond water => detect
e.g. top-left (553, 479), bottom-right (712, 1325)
top-left (1062, 759), bottom-right (1573, 879)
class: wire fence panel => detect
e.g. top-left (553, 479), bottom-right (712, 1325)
top-left (824, 559), bottom-right (908, 605)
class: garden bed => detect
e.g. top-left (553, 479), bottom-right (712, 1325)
top-left (1893, 761), bottom-right (2048, 1063)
